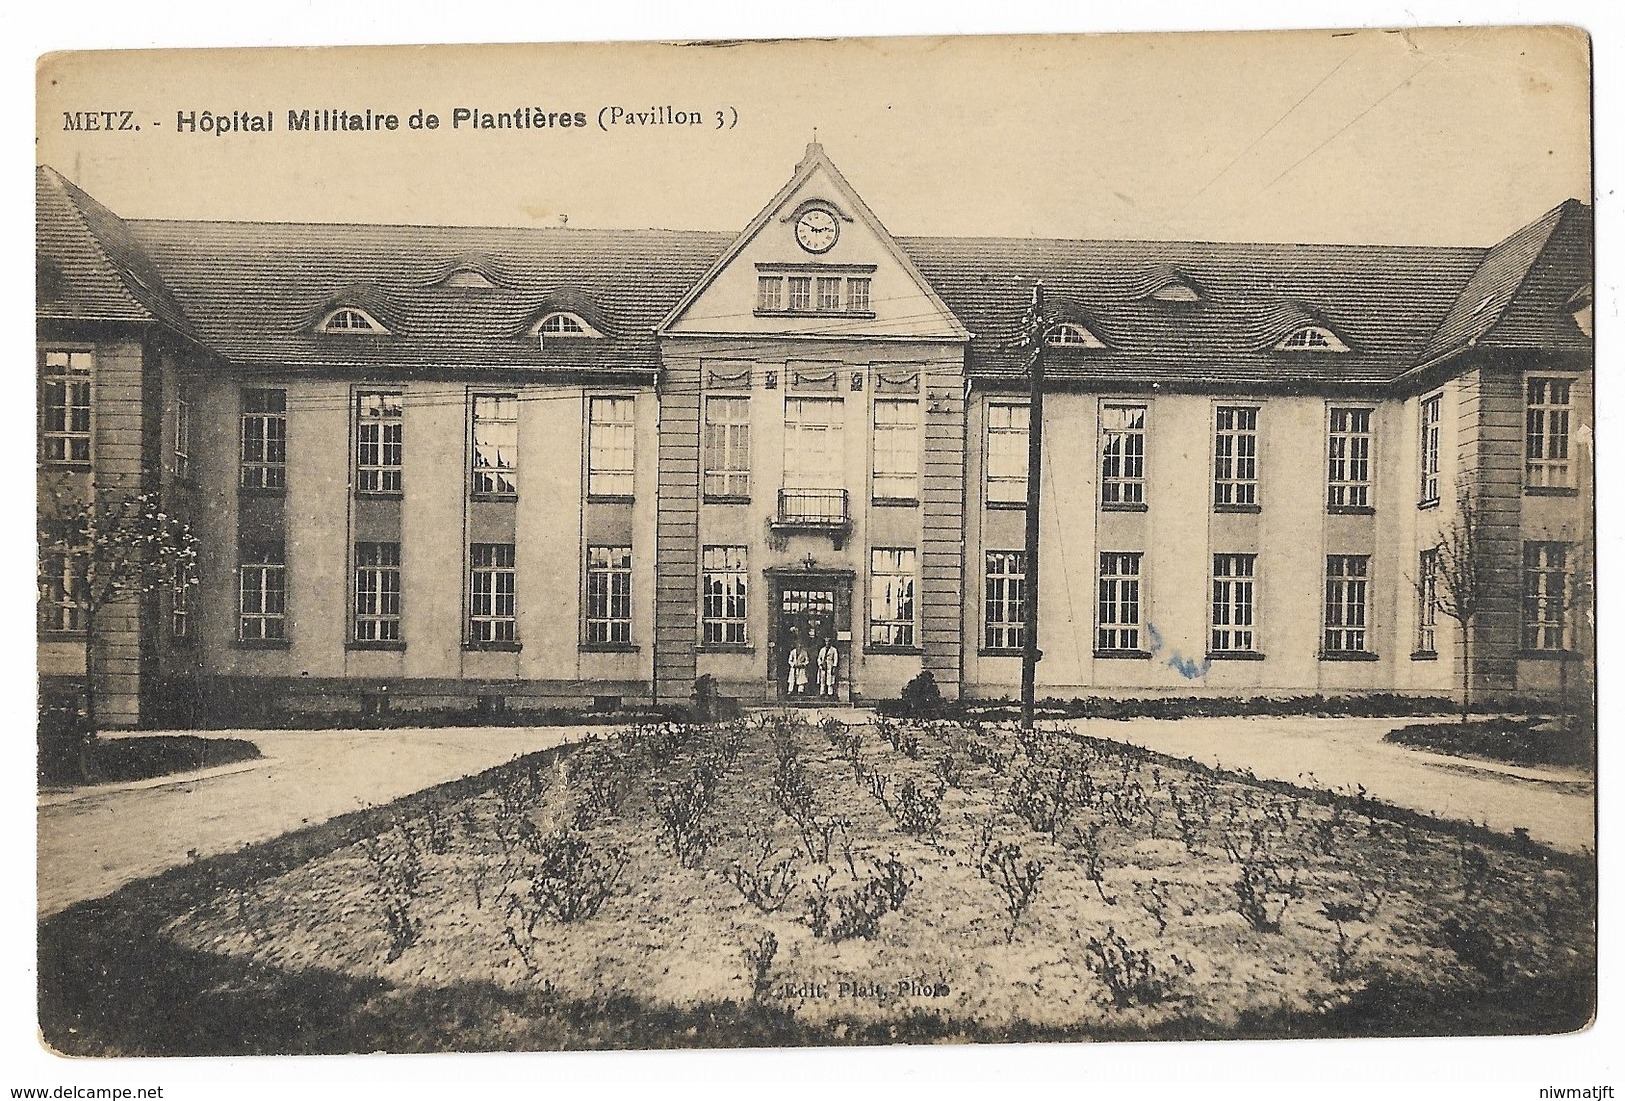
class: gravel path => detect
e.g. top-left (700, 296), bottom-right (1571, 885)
top-left (1057, 715), bottom-right (1594, 854)
top-left (37, 726), bottom-right (605, 917)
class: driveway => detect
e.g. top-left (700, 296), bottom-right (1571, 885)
top-left (37, 726), bottom-right (604, 917)
top-left (1057, 715), bottom-right (1595, 854)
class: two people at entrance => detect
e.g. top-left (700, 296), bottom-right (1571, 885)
top-left (786, 637), bottom-right (840, 698)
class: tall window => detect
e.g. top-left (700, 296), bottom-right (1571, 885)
top-left (1096, 552), bottom-right (1142, 652)
top-left (174, 387), bottom-right (191, 482)
top-left (986, 402), bottom-right (1029, 505)
top-left (1100, 403), bottom-right (1147, 507)
top-left (39, 546), bottom-right (86, 633)
top-left (1214, 405), bottom-right (1259, 508)
top-left (1419, 393), bottom-right (1441, 505)
top-left (1526, 377), bottom-right (1573, 488)
top-left (588, 396), bottom-right (636, 497)
top-left (1523, 542), bottom-right (1569, 651)
top-left (1323, 555), bottom-right (1370, 654)
top-left (703, 395), bottom-right (751, 498)
top-left (817, 277), bottom-right (842, 312)
top-left (240, 388), bottom-right (287, 491)
top-left (471, 394), bottom-right (518, 496)
top-left (701, 546), bottom-right (748, 645)
top-left (239, 542), bottom-right (287, 642)
top-left (788, 277), bottom-right (812, 312)
top-left (784, 397), bottom-right (844, 490)
top-left (356, 392), bottom-right (403, 494)
top-left (872, 399), bottom-right (919, 500)
top-left (354, 542), bottom-right (402, 643)
top-left (39, 349), bottom-right (92, 464)
top-left (1416, 548), bottom-right (1438, 654)
top-left (585, 545), bottom-right (633, 645)
top-left (757, 276), bottom-right (782, 312)
top-left (870, 548), bottom-right (918, 648)
top-left (1211, 554), bottom-right (1257, 653)
top-left (848, 278), bottom-right (871, 313)
top-left (170, 563), bottom-right (190, 642)
top-left (469, 543), bottom-right (516, 644)
top-left (1327, 408), bottom-right (1372, 509)
top-left (984, 551), bottom-right (1026, 651)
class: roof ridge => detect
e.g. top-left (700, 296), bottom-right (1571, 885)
top-left (38, 166), bottom-right (151, 323)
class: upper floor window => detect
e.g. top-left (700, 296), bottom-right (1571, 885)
top-left (319, 307), bottom-right (387, 333)
top-left (1096, 551), bottom-right (1143, 652)
top-left (356, 392), bottom-right (403, 495)
top-left (1214, 405), bottom-right (1259, 508)
top-left (756, 272), bottom-right (874, 315)
top-left (757, 277), bottom-right (783, 313)
top-left (239, 541), bottom-right (287, 642)
top-left (1323, 554), bottom-right (1370, 654)
top-left (1419, 393), bottom-right (1442, 505)
top-left (984, 550), bottom-right (1026, 651)
top-left (784, 397), bottom-right (844, 490)
top-left (869, 548), bottom-right (918, 649)
top-left (848, 278), bottom-right (872, 313)
top-left (587, 396), bottom-right (636, 498)
top-left (817, 277), bottom-right (842, 312)
top-left (1526, 377), bottom-right (1574, 489)
top-left (701, 545), bottom-right (749, 646)
top-left (240, 388), bottom-right (287, 491)
top-left (470, 394), bottom-right (518, 496)
top-left (703, 395), bottom-right (751, 499)
top-left (1047, 323), bottom-right (1104, 348)
top-left (787, 277), bottom-right (812, 312)
top-left (174, 387), bottom-right (191, 482)
top-left (39, 349), bottom-right (91, 465)
top-left (986, 402), bottom-right (1029, 505)
top-left (1276, 326), bottom-right (1349, 352)
top-left (585, 545), bottom-right (633, 646)
top-left (1327, 407), bottom-right (1372, 510)
top-left (1100, 403), bottom-right (1147, 507)
top-left (1522, 542), bottom-right (1569, 651)
top-left (354, 542), bottom-right (402, 643)
top-left (1211, 553), bottom-right (1257, 654)
top-left (872, 399), bottom-right (919, 501)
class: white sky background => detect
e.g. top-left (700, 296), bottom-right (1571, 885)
top-left (5, 2), bottom-right (1621, 1099)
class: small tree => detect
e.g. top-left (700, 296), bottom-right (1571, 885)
top-left (1429, 484), bottom-right (1491, 721)
top-left (38, 485), bottom-right (199, 744)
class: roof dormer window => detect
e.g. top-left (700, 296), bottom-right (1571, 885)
top-left (1148, 276), bottom-right (1201, 303)
top-left (532, 311), bottom-right (603, 345)
top-left (1275, 325), bottom-right (1349, 352)
top-left (1045, 322), bottom-right (1105, 348)
top-left (442, 269), bottom-right (498, 289)
top-left (319, 307), bottom-right (388, 334)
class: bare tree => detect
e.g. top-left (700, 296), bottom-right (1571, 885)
top-left (1427, 484), bottom-right (1491, 722)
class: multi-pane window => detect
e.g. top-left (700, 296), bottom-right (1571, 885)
top-left (1214, 406), bottom-right (1259, 507)
top-left (585, 545), bottom-right (633, 645)
top-left (1523, 542), bottom-right (1569, 651)
top-left (1526, 377), bottom-right (1574, 488)
top-left (1100, 404), bottom-right (1147, 506)
top-left (848, 278), bottom-right (871, 313)
top-left (1323, 555), bottom-right (1370, 654)
top-left (239, 542), bottom-right (287, 642)
top-left (170, 563), bottom-right (190, 641)
top-left (817, 277), bottom-right (842, 312)
top-left (38, 547), bottom-right (86, 633)
top-left (1096, 552), bottom-right (1142, 652)
top-left (784, 398), bottom-right (844, 489)
top-left (788, 277), bottom-right (812, 312)
top-left (1211, 554), bottom-right (1257, 653)
top-left (757, 276), bottom-right (782, 312)
top-left (39, 350), bottom-right (92, 464)
top-left (986, 403), bottom-right (1029, 505)
top-left (1419, 394), bottom-right (1441, 504)
top-left (870, 548), bottom-right (918, 648)
top-left (354, 542), bottom-right (402, 643)
top-left (469, 543), bottom-right (516, 644)
top-left (985, 551), bottom-right (1026, 651)
top-left (1416, 548), bottom-right (1439, 654)
top-left (872, 399), bottom-right (919, 500)
top-left (471, 394), bottom-right (518, 496)
top-left (703, 395), bottom-right (751, 498)
top-left (1327, 408), bottom-right (1372, 509)
top-left (174, 388), bottom-right (191, 482)
top-left (240, 388), bottom-right (287, 491)
top-left (356, 392), bottom-right (403, 494)
top-left (701, 545), bottom-right (748, 646)
top-left (588, 396), bottom-right (636, 497)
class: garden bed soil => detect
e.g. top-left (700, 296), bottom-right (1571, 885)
top-left (39, 716), bottom-right (1595, 1054)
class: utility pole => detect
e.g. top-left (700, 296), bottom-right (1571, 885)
top-left (1020, 282), bottom-right (1046, 732)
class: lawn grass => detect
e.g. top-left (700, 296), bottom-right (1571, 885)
top-left (39, 734), bottom-right (262, 788)
top-left (39, 715), bottom-right (1595, 1055)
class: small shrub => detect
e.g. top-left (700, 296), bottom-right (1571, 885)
top-left (1438, 916), bottom-right (1512, 986)
top-left (890, 776), bottom-right (945, 838)
top-left (982, 841), bottom-right (1045, 943)
top-left (801, 858), bottom-right (916, 942)
top-left (1136, 877), bottom-right (1173, 936)
top-left (1319, 900), bottom-right (1371, 979)
top-left (361, 824), bottom-right (425, 962)
top-left (651, 764), bottom-right (721, 869)
top-left (934, 748), bottom-right (965, 790)
top-left (513, 828), bottom-right (627, 925)
top-left (743, 930), bottom-right (779, 1003)
top-left (723, 842), bottom-right (801, 914)
top-left (1234, 859), bottom-right (1298, 934)
top-left (1067, 821), bottom-right (1115, 905)
top-left (900, 670), bottom-right (943, 718)
top-left (1084, 926), bottom-right (1193, 1007)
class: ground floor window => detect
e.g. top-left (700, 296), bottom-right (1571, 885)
top-left (984, 550), bottom-right (1026, 651)
top-left (39, 546), bottom-right (86, 633)
top-left (586, 545), bottom-right (633, 645)
top-left (1522, 541), bottom-right (1569, 651)
top-left (469, 543), bottom-right (516, 644)
top-left (1211, 553), bottom-right (1257, 653)
top-left (240, 542), bottom-right (287, 642)
top-left (701, 545), bottom-right (748, 645)
top-left (1416, 548), bottom-right (1438, 654)
top-left (869, 548), bottom-right (917, 648)
top-left (1096, 551), bottom-right (1141, 651)
top-left (354, 542), bottom-right (402, 643)
top-left (1323, 554), bottom-right (1369, 653)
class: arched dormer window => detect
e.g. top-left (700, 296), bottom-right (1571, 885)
top-left (1275, 325), bottom-right (1349, 352)
top-left (532, 311), bottom-right (603, 343)
top-left (1045, 322), bottom-right (1105, 348)
top-left (442, 269), bottom-right (499, 289)
top-left (319, 307), bottom-right (388, 334)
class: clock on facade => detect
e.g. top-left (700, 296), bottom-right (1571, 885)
top-left (794, 207), bottom-right (839, 253)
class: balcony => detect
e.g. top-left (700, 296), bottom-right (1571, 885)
top-left (773, 488), bottom-right (851, 547)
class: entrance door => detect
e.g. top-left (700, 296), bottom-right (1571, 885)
top-left (771, 582), bottom-right (849, 701)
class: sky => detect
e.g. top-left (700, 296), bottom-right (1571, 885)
top-left (35, 26), bottom-right (1590, 248)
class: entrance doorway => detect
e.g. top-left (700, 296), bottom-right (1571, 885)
top-left (767, 573), bottom-right (852, 703)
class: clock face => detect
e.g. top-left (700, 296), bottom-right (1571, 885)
top-left (795, 208), bottom-right (839, 253)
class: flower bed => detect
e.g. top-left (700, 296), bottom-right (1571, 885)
top-left (39, 715), bottom-right (1595, 1054)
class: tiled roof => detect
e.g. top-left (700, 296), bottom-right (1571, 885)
top-left (126, 219), bottom-right (732, 375)
top-left (36, 166), bottom-right (199, 338)
top-left (897, 236), bottom-right (1488, 389)
top-left (1458, 199), bottom-right (1592, 357)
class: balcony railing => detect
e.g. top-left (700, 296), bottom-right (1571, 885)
top-left (774, 488), bottom-right (851, 537)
